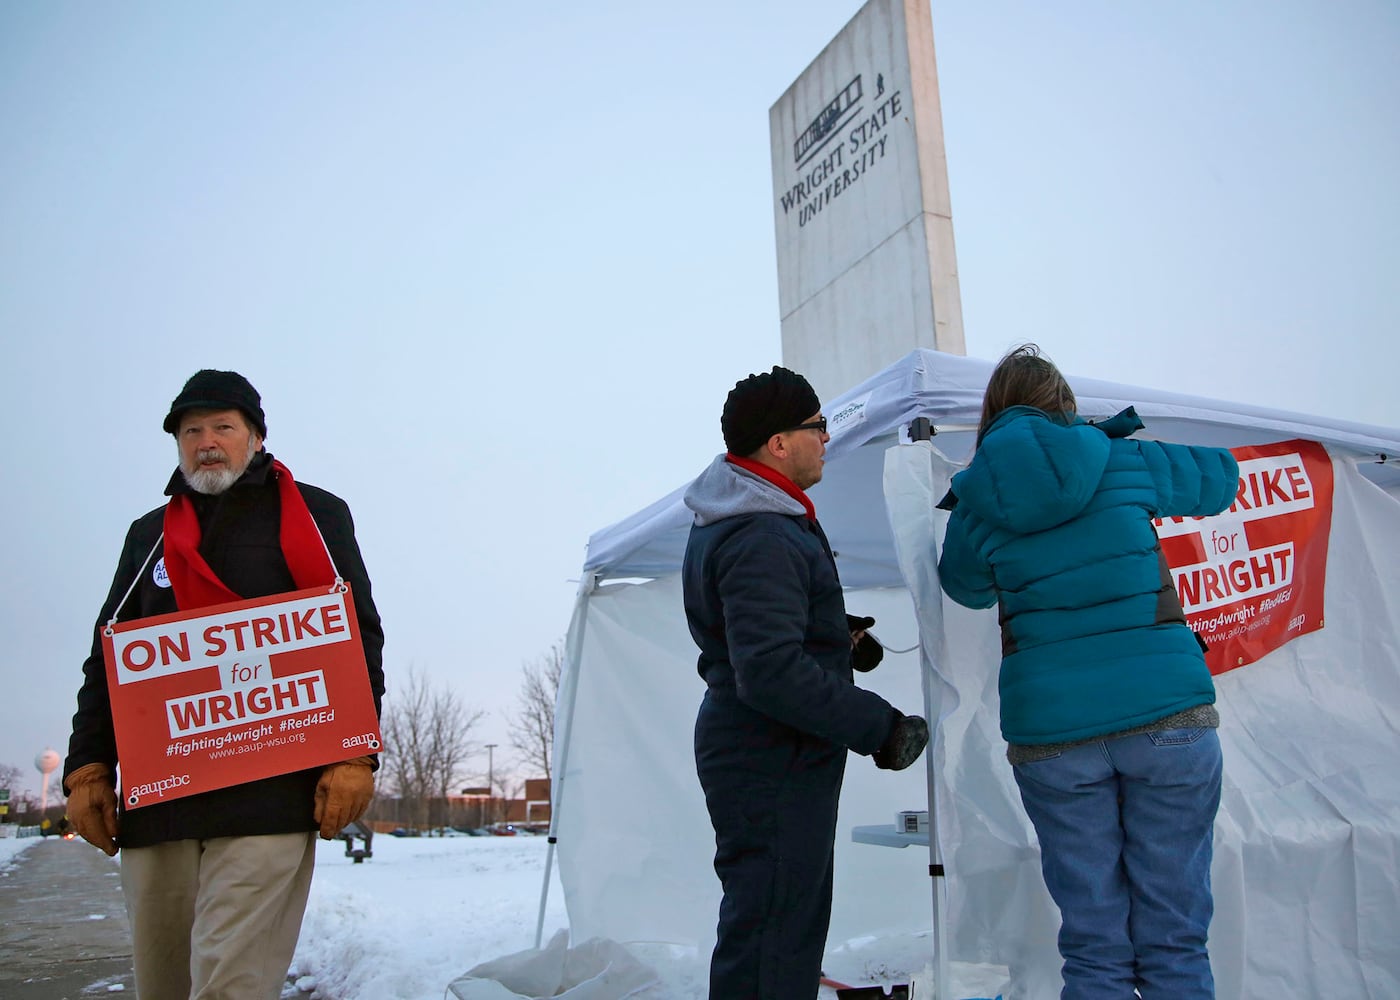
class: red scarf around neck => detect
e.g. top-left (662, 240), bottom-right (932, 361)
top-left (162, 458), bottom-right (335, 610)
top-left (725, 453), bottom-right (816, 521)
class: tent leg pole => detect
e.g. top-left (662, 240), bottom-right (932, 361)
top-left (889, 439), bottom-right (954, 997)
top-left (533, 573), bottom-right (597, 948)
top-left (534, 839), bottom-right (557, 950)
top-left (922, 639), bottom-right (951, 999)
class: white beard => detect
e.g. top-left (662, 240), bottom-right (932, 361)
top-left (183, 465), bottom-right (243, 495)
top-left (180, 439), bottom-right (259, 495)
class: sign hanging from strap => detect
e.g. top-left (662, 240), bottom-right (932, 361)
top-left (102, 582), bottom-right (381, 808)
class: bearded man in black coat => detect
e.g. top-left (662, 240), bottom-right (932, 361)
top-left (63, 369), bottom-right (385, 1000)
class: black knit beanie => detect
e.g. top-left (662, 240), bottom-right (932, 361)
top-left (721, 366), bottom-right (821, 457)
top-left (163, 369), bottom-right (268, 438)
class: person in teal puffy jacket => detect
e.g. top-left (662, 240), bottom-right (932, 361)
top-left (939, 345), bottom-right (1239, 999)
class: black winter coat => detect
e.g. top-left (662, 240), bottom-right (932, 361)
top-left (64, 452), bottom-right (385, 849)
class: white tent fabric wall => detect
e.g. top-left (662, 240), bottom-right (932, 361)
top-left (1207, 455), bottom-right (1400, 997)
top-left (883, 440), bottom-right (1065, 999)
top-left (548, 350), bottom-right (1400, 999)
top-left (554, 575), bottom-right (934, 949)
top-left (898, 441), bottom-right (1400, 998)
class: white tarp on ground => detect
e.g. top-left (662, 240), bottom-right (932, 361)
top-left (448, 930), bottom-right (657, 1000)
top-left (550, 350), bottom-right (1400, 999)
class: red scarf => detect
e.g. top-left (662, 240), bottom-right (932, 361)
top-left (162, 458), bottom-right (335, 610)
top-left (725, 453), bottom-right (816, 521)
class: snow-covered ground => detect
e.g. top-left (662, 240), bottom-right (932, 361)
top-left (290, 832), bottom-right (1008, 1000)
top-left (2, 830), bottom-right (1006, 999)
top-left (290, 833), bottom-right (575, 999)
top-left (0, 832), bottom-right (37, 872)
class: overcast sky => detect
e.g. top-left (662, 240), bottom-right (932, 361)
top-left (2, 1), bottom-right (1395, 796)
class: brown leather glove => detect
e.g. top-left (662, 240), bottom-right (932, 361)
top-left (313, 756), bottom-right (375, 840)
top-left (65, 763), bottom-right (120, 856)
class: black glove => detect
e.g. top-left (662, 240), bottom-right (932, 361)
top-left (873, 714), bottom-right (929, 771)
top-left (847, 614), bottom-right (884, 672)
top-left (852, 632), bottom-right (884, 672)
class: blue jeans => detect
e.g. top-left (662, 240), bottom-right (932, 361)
top-left (1013, 727), bottom-right (1222, 1000)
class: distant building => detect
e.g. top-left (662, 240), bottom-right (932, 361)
top-left (503, 778), bottom-right (551, 827)
top-left (365, 778), bottom-right (551, 834)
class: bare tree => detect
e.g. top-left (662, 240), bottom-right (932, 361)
top-left (428, 684), bottom-right (479, 813)
top-left (0, 764), bottom-right (48, 825)
top-left (0, 763), bottom-right (23, 825)
top-left (508, 642), bottom-right (563, 780)
top-left (0, 763), bottom-right (23, 796)
top-left (378, 667), bottom-right (485, 832)
top-left (379, 670), bottom-right (429, 828)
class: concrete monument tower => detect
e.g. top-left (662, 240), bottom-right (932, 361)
top-left (770, 0), bottom-right (964, 402)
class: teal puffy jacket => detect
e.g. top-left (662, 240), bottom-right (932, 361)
top-left (938, 406), bottom-right (1239, 745)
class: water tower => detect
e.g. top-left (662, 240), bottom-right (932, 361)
top-left (35, 748), bottom-right (61, 815)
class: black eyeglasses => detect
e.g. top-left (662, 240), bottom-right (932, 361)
top-left (786, 417), bottom-right (827, 434)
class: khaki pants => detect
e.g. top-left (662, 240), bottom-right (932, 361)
top-left (121, 832), bottom-right (316, 1000)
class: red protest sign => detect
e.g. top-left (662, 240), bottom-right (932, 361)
top-left (102, 583), bottom-right (381, 809)
top-left (1156, 439), bottom-right (1334, 675)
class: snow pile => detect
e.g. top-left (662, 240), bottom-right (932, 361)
top-left (291, 835), bottom-right (569, 999)
top-left (290, 834), bottom-right (1009, 1000)
top-left (0, 834), bottom-right (37, 874)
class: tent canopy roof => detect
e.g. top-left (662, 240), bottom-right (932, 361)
top-left (584, 350), bottom-right (1400, 586)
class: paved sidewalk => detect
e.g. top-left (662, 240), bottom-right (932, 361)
top-left (0, 837), bottom-right (135, 998)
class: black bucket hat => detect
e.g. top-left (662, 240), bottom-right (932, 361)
top-left (163, 369), bottom-right (267, 438)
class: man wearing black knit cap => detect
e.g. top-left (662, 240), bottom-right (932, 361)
top-left (682, 366), bottom-right (928, 1000)
top-left (63, 369), bottom-right (384, 1000)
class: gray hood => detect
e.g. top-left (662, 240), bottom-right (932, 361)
top-left (683, 454), bottom-right (807, 527)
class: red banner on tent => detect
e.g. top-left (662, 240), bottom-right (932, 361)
top-left (1155, 439), bottom-right (1334, 675)
top-left (102, 583), bottom-right (381, 809)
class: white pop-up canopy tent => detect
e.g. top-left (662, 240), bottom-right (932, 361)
top-left (541, 350), bottom-right (1400, 999)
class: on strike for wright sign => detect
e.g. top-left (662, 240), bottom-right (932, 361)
top-left (1157, 439), bottom-right (1334, 675)
top-left (102, 583), bottom-right (380, 808)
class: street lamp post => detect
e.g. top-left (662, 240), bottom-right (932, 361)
top-left (484, 743), bottom-right (498, 824)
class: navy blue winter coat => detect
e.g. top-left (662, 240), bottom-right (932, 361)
top-left (683, 456), bottom-right (894, 754)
